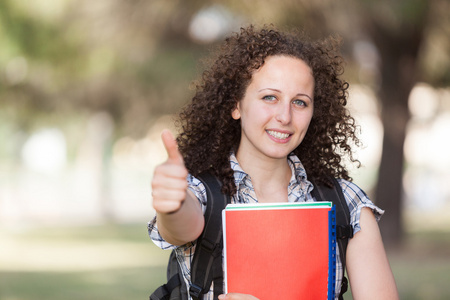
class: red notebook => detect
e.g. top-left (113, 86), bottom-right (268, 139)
top-left (222, 202), bottom-right (336, 300)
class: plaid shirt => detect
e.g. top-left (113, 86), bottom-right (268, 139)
top-left (148, 153), bottom-right (384, 300)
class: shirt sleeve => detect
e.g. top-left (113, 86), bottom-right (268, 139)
top-left (147, 174), bottom-right (207, 250)
top-left (337, 179), bottom-right (385, 235)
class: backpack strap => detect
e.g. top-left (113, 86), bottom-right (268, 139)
top-left (310, 177), bottom-right (353, 300)
top-left (189, 172), bottom-right (230, 300)
top-left (150, 251), bottom-right (185, 300)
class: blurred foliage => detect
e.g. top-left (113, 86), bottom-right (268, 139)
top-left (0, 1), bottom-right (449, 241)
top-left (0, 0), bottom-right (449, 243)
top-left (0, 0), bottom-right (448, 137)
top-left (0, 224), bottom-right (170, 300)
top-left (1, 2), bottom-right (449, 298)
top-left (0, 0), bottom-right (208, 137)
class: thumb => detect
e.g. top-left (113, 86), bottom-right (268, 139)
top-left (161, 129), bottom-right (184, 164)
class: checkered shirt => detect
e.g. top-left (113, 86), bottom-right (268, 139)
top-left (148, 153), bottom-right (384, 300)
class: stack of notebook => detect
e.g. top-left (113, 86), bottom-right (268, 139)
top-left (222, 202), bottom-right (336, 300)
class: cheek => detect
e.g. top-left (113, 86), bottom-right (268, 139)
top-left (306, 110), bottom-right (314, 126)
top-left (241, 104), bottom-right (273, 124)
top-left (295, 111), bottom-right (314, 130)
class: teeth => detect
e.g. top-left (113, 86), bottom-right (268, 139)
top-left (267, 130), bottom-right (290, 139)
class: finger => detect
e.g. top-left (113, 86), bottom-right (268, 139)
top-left (218, 294), bottom-right (260, 300)
top-left (152, 198), bottom-right (184, 214)
top-left (152, 188), bottom-right (187, 201)
top-left (152, 174), bottom-right (188, 191)
top-left (153, 163), bottom-right (189, 182)
top-left (161, 129), bottom-right (184, 164)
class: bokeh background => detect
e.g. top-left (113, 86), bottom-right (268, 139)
top-left (1, 0), bottom-right (449, 299)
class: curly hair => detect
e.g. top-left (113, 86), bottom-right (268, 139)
top-left (177, 24), bottom-right (360, 195)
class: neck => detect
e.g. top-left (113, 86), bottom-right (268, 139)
top-left (236, 151), bottom-right (291, 202)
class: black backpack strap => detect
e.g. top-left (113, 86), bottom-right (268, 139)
top-left (150, 251), bottom-right (184, 300)
top-left (150, 279), bottom-right (176, 300)
top-left (310, 177), bottom-right (353, 300)
top-left (189, 172), bottom-right (230, 300)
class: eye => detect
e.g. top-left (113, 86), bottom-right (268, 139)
top-left (292, 99), bottom-right (307, 107)
top-left (262, 95), bottom-right (277, 102)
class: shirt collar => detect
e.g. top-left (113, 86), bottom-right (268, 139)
top-left (287, 153), bottom-right (309, 184)
top-left (287, 153), bottom-right (314, 200)
top-left (230, 152), bottom-right (250, 187)
top-left (229, 152), bottom-right (313, 201)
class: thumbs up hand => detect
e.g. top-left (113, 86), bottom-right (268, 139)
top-left (151, 130), bottom-right (189, 214)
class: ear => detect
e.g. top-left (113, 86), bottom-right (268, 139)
top-left (231, 103), bottom-right (241, 120)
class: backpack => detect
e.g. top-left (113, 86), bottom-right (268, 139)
top-left (150, 173), bottom-right (353, 300)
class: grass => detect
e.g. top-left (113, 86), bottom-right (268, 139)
top-left (1, 223), bottom-right (450, 299)
top-left (0, 268), bottom-right (167, 300)
top-left (387, 230), bottom-right (450, 300)
top-left (0, 223), bottom-right (171, 300)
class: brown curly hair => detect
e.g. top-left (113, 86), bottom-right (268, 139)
top-left (177, 25), bottom-right (360, 195)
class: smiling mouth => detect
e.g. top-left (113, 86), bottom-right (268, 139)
top-left (267, 130), bottom-right (290, 140)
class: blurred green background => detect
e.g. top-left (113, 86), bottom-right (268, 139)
top-left (1, 0), bottom-right (449, 299)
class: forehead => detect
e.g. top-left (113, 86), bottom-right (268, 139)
top-left (249, 55), bottom-right (314, 87)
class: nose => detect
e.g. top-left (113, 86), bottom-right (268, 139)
top-left (275, 101), bottom-right (292, 124)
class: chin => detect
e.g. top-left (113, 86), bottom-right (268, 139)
top-left (264, 150), bottom-right (293, 160)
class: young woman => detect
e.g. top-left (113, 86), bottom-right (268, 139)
top-left (149, 25), bottom-right (399, 300)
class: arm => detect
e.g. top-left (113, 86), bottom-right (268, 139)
top-left (346, 207), bottom-right (399, 300)
top-left (155, 190), bottom-right (204, 246)
top-left (151, 130), bottom-right (204, 246)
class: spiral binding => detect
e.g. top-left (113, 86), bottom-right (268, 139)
top-left (328, 205), bottom-right (337, 300)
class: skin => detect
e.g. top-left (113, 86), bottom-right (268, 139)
top-left (218, 294), bottom-right (259, 300)
top-left (151, 55), bottom-right (398, 299)
top-left (346, 208), bottom-right (399, 299)
top-left (231, 55), bottom-right (314, 203)
top-left (152, 129), bottom-right (204, 246)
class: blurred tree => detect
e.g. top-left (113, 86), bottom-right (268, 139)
top-left (222, 0), bottom-right (450, 247)
top-left (256, 0), bottom-right (449, 247)
top-left (0, 0), bottom-right (84, 124)
top-left (345, 0), bottom-right (449, 247)
top-left (0, 0), bottom-right (208, 136)
top-left (0, 0), bottom-right (448, 233)
top-left (358, 0), bottom-right (429, 247)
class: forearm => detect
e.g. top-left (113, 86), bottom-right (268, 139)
top-left (156, 189), bottom-right (204, 246)
top-left (347, 208), bottom-right (399, 299)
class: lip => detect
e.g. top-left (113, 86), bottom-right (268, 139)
top-left (266, 129), bottom-right (293, 143)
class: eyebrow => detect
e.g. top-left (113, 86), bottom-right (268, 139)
top-left (258, 88), bottom-right (313, 101)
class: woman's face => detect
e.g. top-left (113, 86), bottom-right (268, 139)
top-left (232, 55), bottom-right (314, 162)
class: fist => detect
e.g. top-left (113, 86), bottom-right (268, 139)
top-left (151, 130), bottom-right (189, 214)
